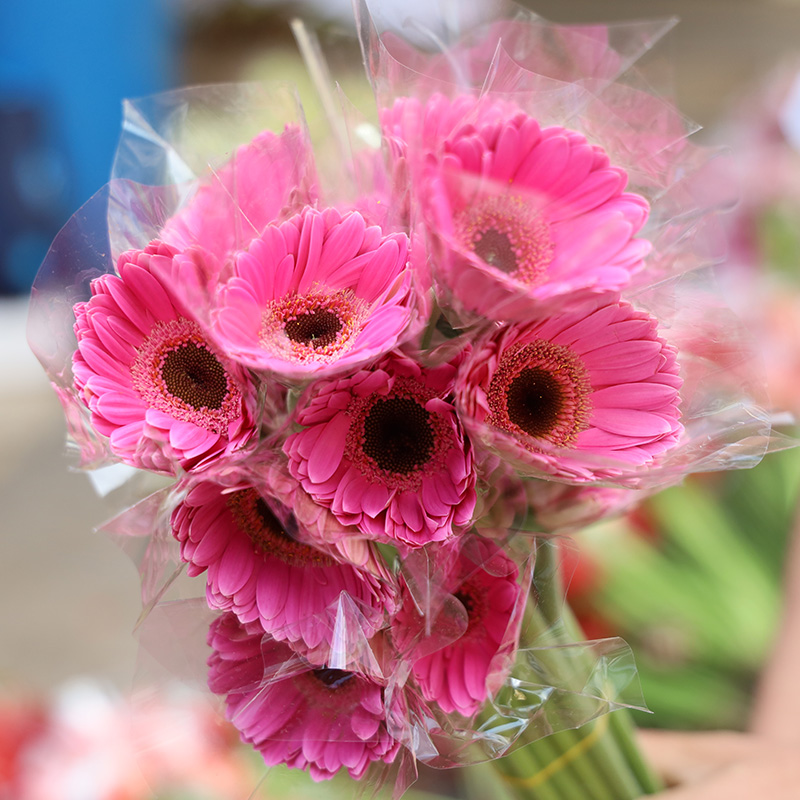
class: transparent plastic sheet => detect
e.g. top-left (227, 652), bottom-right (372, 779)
top-left (126, 529), bottom-right (646, 798)
top-left (28, 184), bottom-right (135, 470)
top-left (446, 272), bottom-right (781, 490)
top-left (356, 0), bottom-right (674, 106)
top-left (101, 456), bottom-right (402, 671)
top-left (112, 82), bottom-right (312, 187)
top-left (359, 0), bottom-right (737, 330)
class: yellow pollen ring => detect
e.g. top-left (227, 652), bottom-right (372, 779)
top-left (499, 714), bottom-right (610, 789)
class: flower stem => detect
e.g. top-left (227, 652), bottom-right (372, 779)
top-left (487, 538), bottom-right (662, 800)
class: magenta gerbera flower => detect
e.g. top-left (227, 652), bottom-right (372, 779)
top-left (212, 206), bottom-right (415, 381)
top-left (379, 91), bottom-right (651, 323)
top-left (207, 613), bottom-right (402, 781)
top-left (426, 107), bottom-right (652, 320)
top-left (284, 353), bottom-right (477, 548)
top-left (171, 478), bottom-right (395, 659)
top-left (455, 293), bottom-right (683, 483)
top-left (393, 541), bottom-right (521, 717)
top-left (71, 241), bottom-right (256, 473)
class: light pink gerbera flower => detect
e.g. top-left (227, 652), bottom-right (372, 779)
top-left (378, 91), bottom-right (651, 321)
top-left (159, 126), bottom-right (317, 261)
top-left (171, 478), bottom-right (395, 659)
top-left (393, 541), bottom-right (521, 717)
top-left (284, 353), bottom-right (476, 548)
top-left (71, 241), bottom-right (257, 473)
top-left (207, 613), bottom-right (402, 781)
top-left (425, 108), bottom-right (652, 320)
top-left (212, 206), bottom-right (415, 381)
top-left (455, 293), bottom-right (683, 483)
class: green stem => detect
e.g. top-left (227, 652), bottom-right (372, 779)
top-left (419, 302), bottom-right (442, 353)
top-left (487, 538), bottom-right (662, 800)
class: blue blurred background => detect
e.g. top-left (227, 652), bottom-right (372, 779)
top-left (0, 0), bottom-right (177, 294)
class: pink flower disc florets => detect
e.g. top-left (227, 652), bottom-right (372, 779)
top-left (259, 286), bottom-right (368, 365)
top-left (485, 339), bottom-right (592, 448)
top-left (131, 317), bottom-right (244, 435)
top-left (453, 194), bottom-right (555, 287)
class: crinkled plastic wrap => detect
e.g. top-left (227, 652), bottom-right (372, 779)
top-left (25, 1), bottom-right (798, 797)
top-left (113, 485), bottom-right (647, 797)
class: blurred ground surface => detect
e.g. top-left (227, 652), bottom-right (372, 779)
top-left (3, 0), bottom-right (800, 694)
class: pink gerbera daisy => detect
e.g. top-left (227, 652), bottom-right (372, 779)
top-left (159, 126), bottom-right (317, 261)
top-left (393, 541), bottom-right (521, 717)
top-left (455, 293), bottom-right (683, 483)
top-left (207, 613), bottom-right (402, 781)
top-left (212, 206), bottom-right (416, 381)
top-left (284, 353), bottom-right (476, 548)
top-left (171, 478), bottom-right (395, 659)
top-left (419, 99), bottom-right (651, 320)
top-left (71, 241), bottom-right (256, 473)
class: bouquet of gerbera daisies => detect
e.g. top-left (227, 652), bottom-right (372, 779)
top-left (27, 1), bottom-right (791, 798)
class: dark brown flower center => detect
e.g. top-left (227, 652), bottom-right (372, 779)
top-left (161, 343), bottom-right (228, 410)
top-left (312, 668), bottom-right (355, 689)
top-left (486, 339), bottom-right (592, 448)
top-left (506, 367), bottom-right (563, 438)
top-left (362, 397), bottom-right (434, 474)
top-left (473, 229), bottom-right (517, 273)
top-left (284, 309), bottom-right (343, 349)
top-left (454, 579), bottom-right (486, 634)
top-left (226, 489), bottom-right (334, 567)
top-left (455, 195), bottom-right (554, 286)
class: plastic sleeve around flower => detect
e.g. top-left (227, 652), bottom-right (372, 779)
top-left (109, 85), bottom-right (320, 299)
top-left (27, 183), bottom-right (157, 470)
top-left (100, 452), bottom-right (402, 666)
top-left (30, 183), bottom-right (268, 475)
top-left (356, 0), bottom-right (674, 105)
top-left (455, 274), bottom-right (784, 489)
top-left (380, 534), bottom-right (647, 770)
top-left (112, 82), bottom-right (315, 190)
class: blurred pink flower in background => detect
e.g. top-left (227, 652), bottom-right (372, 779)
top-left (6, 681), bottom-right (253, 800)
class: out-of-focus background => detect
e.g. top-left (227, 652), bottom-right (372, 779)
top-left (3, 0), bottom-right (800, 798)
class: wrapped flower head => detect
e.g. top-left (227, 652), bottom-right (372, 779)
top-left (171, 478), bottom-right (396, 658)
top-left (456, 293), bottom-right (683, 483)
top-left (207, 613), bottom-right (402, 781)
top-left (71, 241), bottom-right (257, 473)
top-left (425, 105), bottom-right (652, 320)
top-left (158, 126), bottom-right (317, 262)
top-left (284, 353), bottom-right (476, 548)
top-left (212, 206), bottom-right (416, 381)
top-left (394, 541), bottom-right (521, 717)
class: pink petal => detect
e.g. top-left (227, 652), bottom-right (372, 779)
top-left (306, 413), bottom-right (350, 484)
